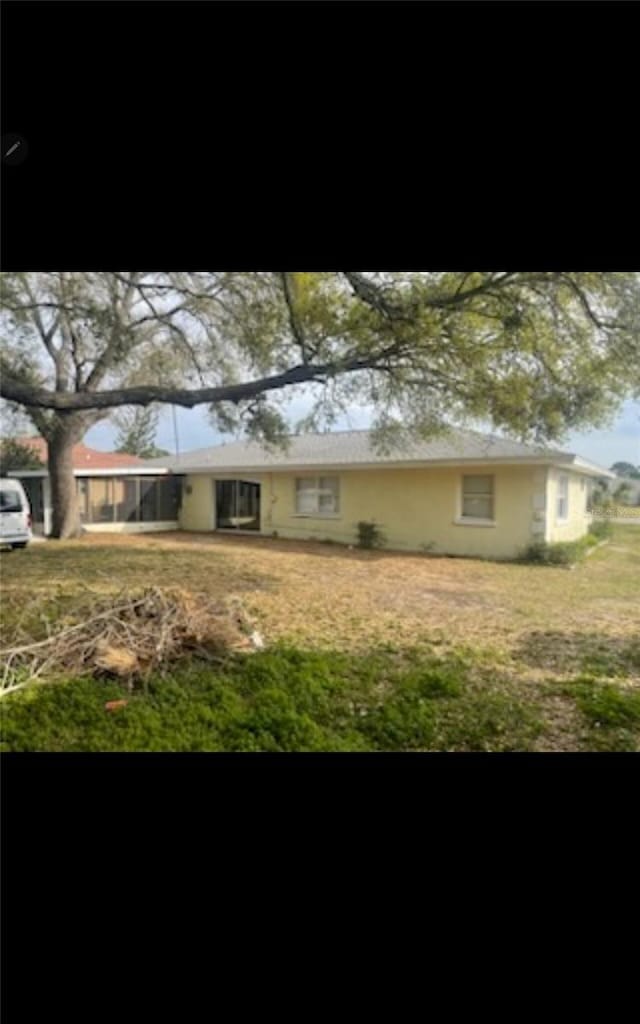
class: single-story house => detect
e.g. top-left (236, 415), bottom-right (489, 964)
top-left (9, 429), bottom-right (614, 557)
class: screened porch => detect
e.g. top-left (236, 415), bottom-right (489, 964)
top-left (76, 475), bottom-right (183, 526)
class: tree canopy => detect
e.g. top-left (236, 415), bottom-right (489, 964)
top-left (1, 271), bottom-right (639, 536)
top-left (0, 437), bottom-right (44, 476)
top-left (613, 480), bottom-right (634, 503)
top-left (610, 461), bottom-right (640, 479)
top-left (2, 272), bottom-right (639, 440)
top-left (114, 405), bottom-right (169, 459)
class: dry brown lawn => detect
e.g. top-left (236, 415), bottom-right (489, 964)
top-left (6, 526), bottom-right (638, 656)
top-left (2, 527), bottom-right (639, 751)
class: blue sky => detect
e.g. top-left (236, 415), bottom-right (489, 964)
top-left (565, 400), bottom-right (639, 468)
top-left (86, 396), bottom-right (640, 471)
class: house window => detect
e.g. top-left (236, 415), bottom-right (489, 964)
top-left (557, 474), bottom-right (569, 521)
top-left (295, 476), bottom-right (340, 516)
top-left (461, 475), bottom-right (494, 521)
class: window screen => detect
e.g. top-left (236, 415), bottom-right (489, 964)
top-left (462, 475), bottom-right (494, 520)
top-left (295, 477), bottom-right (340, 516)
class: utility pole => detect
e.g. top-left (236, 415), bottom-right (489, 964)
top-left (171, 406), bottom-right (180, 460)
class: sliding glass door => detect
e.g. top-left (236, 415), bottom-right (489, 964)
top-left (215, 480), bottom-right (260, 531)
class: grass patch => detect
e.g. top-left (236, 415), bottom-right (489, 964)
top-left (1, 525), bottom-right (638, 751)
top-left (0, 543), bottom-right (274, 605)
top-left (556, 677), bottom-right (640, 752)
top-left (588, 519), bottom-right (613, 541)
top-left (0, 646), bottom-right (543, 752)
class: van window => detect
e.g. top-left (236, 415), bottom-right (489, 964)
top-left (0, 488), bottom-right (24, 512)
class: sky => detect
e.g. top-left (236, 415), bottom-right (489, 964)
top-left (85, 395), bottom-right (640, 471)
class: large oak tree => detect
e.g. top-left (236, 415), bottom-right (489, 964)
top-left (1, 271), bottom-right (639, 538)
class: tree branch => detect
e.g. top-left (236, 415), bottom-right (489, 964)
top-left (422, 273), bottom-right (519, 308)
top-left (0, 358), bottom-right (379, 412)
top-left (557, 274), bottom-right (621, 330)
top-left (83, 276), bottom-right (141, 391)
top-left (342, 272), bottom-right (408, 320)
top-left (280, 273), bottom-right (309, 363)
top-left (110, 272), bottom-right (229, 304)
top-left (20, 279), bottom-right (66, 386)
top-left (343, 271), bottom-right (523, 317)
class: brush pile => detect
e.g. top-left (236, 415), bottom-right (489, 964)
top-left (0, 586), bottom-right (264, 697)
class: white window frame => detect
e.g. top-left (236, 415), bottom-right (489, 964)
top-left (557, 474), bottom-right (569, 522)
top-left (455, 473), bottom-right (496, 527)
top-left (294, 476), bottom-right (340, 518)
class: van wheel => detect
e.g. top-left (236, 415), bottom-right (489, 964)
top-left (11, 542), bottom-right (28, 549)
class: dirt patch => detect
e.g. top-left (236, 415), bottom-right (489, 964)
top-left (515, 630), bottom-right (640, 676)
top-left (531, 693), bottom-right (584, 752)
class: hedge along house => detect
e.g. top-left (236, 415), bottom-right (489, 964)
top-left (8, 439), bottom-right (183, 536)
top-left (142, 429), bottom-right (615, 559)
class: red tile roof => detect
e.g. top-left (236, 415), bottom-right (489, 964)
top-left (15, 437), bottom-right (143, 470)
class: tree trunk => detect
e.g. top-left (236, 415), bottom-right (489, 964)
top-left (48, 419), bottom-right (84, 539)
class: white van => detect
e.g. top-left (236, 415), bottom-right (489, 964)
top-left (0, 477), bottom-right (32, 550)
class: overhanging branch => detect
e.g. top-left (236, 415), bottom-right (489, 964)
top-left (0, 358), bottom-right (376, 412)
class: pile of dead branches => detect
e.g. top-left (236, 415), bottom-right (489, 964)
top-left (0, 587), bottom-right (265, 698)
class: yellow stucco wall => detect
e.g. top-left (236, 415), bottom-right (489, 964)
top-left (179, 465), bottom-right (561, 559)
top-left (546, 468), bottom-right (590, 543)
top-left (267, 466), bottom-right (540, 558)
top-left (179, 474), bottom-right (217, 531)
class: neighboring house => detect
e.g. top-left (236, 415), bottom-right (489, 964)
top-left (9, 436), bottom-right (144, 471)
top-left (9, 428), bottom-right (615, 556)
top-left (8, 438), bottom-right (180, 535)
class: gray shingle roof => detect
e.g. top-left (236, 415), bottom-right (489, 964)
top-left (141, 427), bottom-right (609, 474)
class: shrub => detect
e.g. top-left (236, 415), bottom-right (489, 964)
top-left (520, 538), bottom-right (590, 566)
top-left (356, 520), bottom-right (386, 550)
top-left (588, 519), bottom-right (613, 540)
top-left (521, 540), bottom-right (552, 564)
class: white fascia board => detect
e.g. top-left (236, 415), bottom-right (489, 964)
top-left (9, 467), bottom-right (174, 478)
top-left (552, 456), bottom-right (616, 479)
top-left (5, 470), bottom-right (48, 478)
top-left (72, 466), bottom-right (174, 477)
top-left (13, 456), bottom-right (614, 479)
top-left (176, 456), bottom-right (586, 475)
